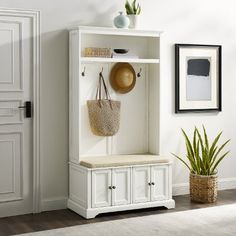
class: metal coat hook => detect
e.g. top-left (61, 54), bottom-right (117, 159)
top-left (100, 67), bottom-right (104, 75)
top-left (81, 66), bottom-right (86, 76)
top-left (137, 68), bottom-right (142, 77)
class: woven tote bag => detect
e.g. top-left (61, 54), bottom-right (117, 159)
top-left (87, 72), bottom-right (121, 136)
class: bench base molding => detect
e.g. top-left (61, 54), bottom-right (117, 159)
top-left (68, 199), bottom-right (175, 219)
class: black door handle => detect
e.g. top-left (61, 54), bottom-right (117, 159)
top-left (18, 101), bottom-right (32, 118)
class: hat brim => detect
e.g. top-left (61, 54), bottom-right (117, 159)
top-left (110, 63), bottom-right (136, 94)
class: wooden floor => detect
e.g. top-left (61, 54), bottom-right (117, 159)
top-left (0, 189), bottom-right (236, 235)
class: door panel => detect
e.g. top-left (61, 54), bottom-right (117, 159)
top-left (112, 168), bottom-right (131, 206)
top-left (92, 169), bottom-right (112, 208)
top-left (151, 166), bottom-right (168, 201)
top-left (0, 22), bottom-right (22, 91)
top-left (132, 166), bottom-right (150, 203)
top-left (0, 100), bottom-right (23, 124)
top-left (0, 14), bottom-right (33, 217)
top-left (0, 132), bottom-right (22, 202)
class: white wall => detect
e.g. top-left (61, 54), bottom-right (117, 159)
top-left (0, 0), bottom-right (236, 208)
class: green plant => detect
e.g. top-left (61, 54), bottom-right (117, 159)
top-left (125, 0), bottom-right (141, 15)
top-left (172, 126), bottom-right (230, 176)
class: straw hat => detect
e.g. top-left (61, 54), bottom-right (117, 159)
top-left (110, 63), bottom-right (136, 94)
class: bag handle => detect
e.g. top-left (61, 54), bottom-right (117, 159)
top-left (95, 74), bottom-right (102, 100)
top-left (100, 72), bottom-right (112, 100)
top-left (95, 71), bottom-right (113, 109)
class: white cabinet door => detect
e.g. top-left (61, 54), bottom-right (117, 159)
top-left (112, 168), bottom-right (131, 206)
top-left (151, 166), bottom-right (168, 201)
top-left (132, 166), bottom-right (150, 203)
top-left (92, 169), bottom-right (112, 208)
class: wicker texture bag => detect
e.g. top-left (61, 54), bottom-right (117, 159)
top-left (87, 72), bottom-right (121, 136)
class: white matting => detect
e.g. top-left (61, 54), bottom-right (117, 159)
top-left (19, 204), bottom-right (236, 236)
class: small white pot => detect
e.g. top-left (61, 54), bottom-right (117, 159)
top-left (127, 15), bottom-right (139, 29)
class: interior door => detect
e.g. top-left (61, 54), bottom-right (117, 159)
top-left (132, 166), bottom-right (150, 203)
top-left (0, 14), bottom-right (33, 217)
top-left (92, 169), bottom-right (112, 208)
top-left (151, 166), bottom-right (168, 201)
top-left (112, 167), bottom-right (131, 206)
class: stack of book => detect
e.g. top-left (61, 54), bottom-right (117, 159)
top-left (84, 47), bottom-right (112, 58)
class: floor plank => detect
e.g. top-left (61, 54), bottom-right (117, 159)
top-left (0, 189), bottom-right (235, 235)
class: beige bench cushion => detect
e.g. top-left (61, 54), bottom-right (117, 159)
top-left (80, 155), bottom-right (170, 168)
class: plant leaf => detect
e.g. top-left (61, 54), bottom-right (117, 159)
top-left (209, 131), bottom-right (222, 162)
top-left (196, 127), bottom-right (207, 174)
top-left (171, 153), bottom-right (191, 172)
top-left (210, 151), bottom-right (230, 174)
top-left (181, 129), bottom-right (194, 158)
top-left (137, 4), bottom-right (141, 14)
top-left (132, 0), bottom-right (137, 14)
top-left (125, 0), bottom-right (134, 14)
top-left (195, 140), bottom-right (201, 174)
top-left (210, 139), bottom-right (230, 167)
top-left (203, 125), bottom-right (209, 152)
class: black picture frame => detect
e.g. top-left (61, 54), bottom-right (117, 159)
top-left (175, 44), bottom-right (222, 113)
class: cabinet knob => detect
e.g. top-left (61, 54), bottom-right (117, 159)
top-left (112, 186), bottom-right (116, 189)
top-left (148, 182), bottom-right (151, 186)
top-left (151, 182), bottom-right (155, 185)
top-left (108, 186), bottom-right (112, 190)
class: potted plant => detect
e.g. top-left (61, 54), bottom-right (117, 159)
top-left (172, 126), bottom-right (230, 203)
top-left (125, 0), bottom-right (141, 29)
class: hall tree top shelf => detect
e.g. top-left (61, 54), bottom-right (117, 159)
top-left (69, 26), bottom-right (163, 37)
top-left (69, 26), bottom-right (162, 64)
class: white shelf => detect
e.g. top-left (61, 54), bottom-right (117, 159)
top-left (81, 57), bottom-right (160, 64)
top-left (69, 26), bottom-right (163, 37)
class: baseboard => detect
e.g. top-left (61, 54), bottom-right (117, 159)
top-left (173, 183), bottom-right (189, 196)
top-left (173, 177), bottom-right (236, 196)
top-left (41, 197), bottom-right (68, 212)
top-left (218, 178), bottom-right (236, 190)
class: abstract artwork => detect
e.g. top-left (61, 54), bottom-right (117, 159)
top-left (175, 44), bottom-right (221, 113)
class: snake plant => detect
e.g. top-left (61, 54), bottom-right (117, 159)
top-left (125, 0), bottom-right (141, 15)
top-left (172, 126), bottom-right (230, 176)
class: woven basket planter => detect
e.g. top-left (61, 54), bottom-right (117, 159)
top-left (190, 173), bottom-right (218, 203)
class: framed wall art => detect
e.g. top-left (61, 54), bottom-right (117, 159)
top-left (175, 44), bottom-right (222, 113)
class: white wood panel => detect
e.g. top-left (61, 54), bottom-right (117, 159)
top-left (69, 165), bottom-right (87, 208)
top-left (0, 21), bottom-right (22, 91)
top-left (151, 166), bottom-right (168, 201)
top-left (112, 167), bottom-right (131, 206)
top-left (132, 166), bottom-right (150, 203)
top-left (69, 31), bottom-right (80, 163)
top-left (148, 64), bottom-right (160, 154)
top-left (0, 29), bottom-right (13, 84)
top-left (112, 64), bottom-right (148, 155)
top-left (0, 132), bottom-right (22, 202)
top-left (0, 100), bottom-right (23, 124)
top-left (79, 63), bottom-right (109, 157)
top-left (92, 169), bottom-right (111, 208)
